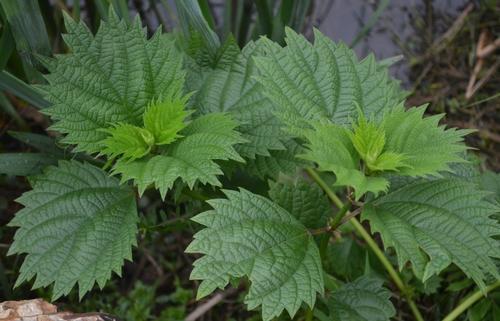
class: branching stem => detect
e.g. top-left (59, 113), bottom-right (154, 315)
top-left (305, 168), bottom-right (425, 321)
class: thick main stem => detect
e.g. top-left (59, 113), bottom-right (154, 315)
top-left (442, 281), bottom-right (500, 321)
top-left (305, 168), bottom-right (425, 321)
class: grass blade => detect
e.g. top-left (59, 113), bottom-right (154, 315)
top-left (111, 0), bottom-right (130, 23)
top-left (175, 0), bottom-right (220, 56)
top-left (72, 0), bottom-right (81, 21)
top-left (255, 0), bottom-right (273, 37)
top-left (0, 92), bottom-right (26, 128)
top-left (350, 0), bottom-right (390, 48)
top-left (93, 0), bottom-right (109, 21)
top-left (0, 0), bottom-right (51, 83)
top-left (0, 153), bottom-right (58, 176)
top-left (0, 22), bottom-right (15, 70)
top-left (290, 0), bottom-right (311, 32)
top-left (8, 131), bottom-right (63, 155)
top-left (0, 71), bottom-right (49, 109)
top-left (197, 0), bottom-right (216, 29)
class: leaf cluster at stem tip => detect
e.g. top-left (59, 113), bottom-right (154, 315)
top-left (99, 94), bottom-right (192, 163)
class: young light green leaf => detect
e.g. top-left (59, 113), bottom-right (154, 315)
top-left (186, 189), bottom-right (324, 321)
top-left (382, 104), bottom-right (471, 176)
top-left (40, 11), bottom-right (184, 153)
top-left (300, 122), bottom-right (388, 200)
top-left (100, 123), bottom-right (154, 161)
top-left (143, 96), bottom-right (191, 145)
top-left (8, 161), bottom-right (138, 299)
top-left (254, 28), bottom-right (405, 131)
top-left (268, 179), bottom-right (330, 229)
top-left (369, 151), bottom-right (407, 172)
top-left (113, 113), bottom-right (246, 197)
top-left (350, 113), bottom-right (386, 166)
top-left (327, 277), bottom-right (396, 321)
top-left (362, 178), bottom-right (500, 290)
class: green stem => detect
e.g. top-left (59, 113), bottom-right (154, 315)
top-left (306, 168), bottom-right (425, 321)
top-left (442, 281), bottom-right (500, 321)
top-left (330, 202), bottom-right (351, 230)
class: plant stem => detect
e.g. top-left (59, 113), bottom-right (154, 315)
top-left (442, 281), bottom-right (500, 321)
top-left (306, 168), bottom-right (425, 321)
top-left (305, 168), bottom-right (343, 207)
top-left (330, 202), bottom-right (351, 229)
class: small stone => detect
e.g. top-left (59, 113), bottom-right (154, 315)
top-left (0, 300), bottom-right (120, 321)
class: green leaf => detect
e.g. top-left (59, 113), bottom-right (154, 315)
top-left (8, 161), bottom-right (138, 299)
top-left (245, 139), bottom-right (306, 179)
top-left (381, 104), bottom-right (471, 176)
top-left (480, 171), bottom-right (500, 203)
top-left (40, 11), bottom-right (184, 153)
top-left (0, 153), bottom-right (59, 176)
top-left (369, 151), bottom-right (407, 172)
top-left (348, 112), bottom-right (407, 173)
top-left (350, 114), bottom-right (386, 167)
top-left (100, 123), bottom-right (154, 161)
top-left (143, 96), bottom-right (191, 146)
top-left (268, 179), bottom-right (330, 229)
top-left (326, 277), bottom-right (395, 321)
top-left (254, 28), bottom-right (404, 131)
top-left (113, 113), bottom-right (245, 197)
top-left (300, 121), bottom-right (388, 199)
top-left (323, 238), bottom-right (367, 280)
top-left (186, 189), bottom-right (324, 321)
top-left (191, 38), bottom-right (287, 158)
top-left (362, 178), bottom-right (500, 290)
top-left (299, 105), bottom-right (470, 199)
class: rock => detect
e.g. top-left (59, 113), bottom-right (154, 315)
top-left (0, 300), bottom-right (120, 321)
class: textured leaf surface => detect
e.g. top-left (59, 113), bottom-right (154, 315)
top-left (245, 140), bottom-right (306, 179)
top-left (143, 96), bottom-right (191, 145)
top-left (327, 277), bottom-right (395, 321)
top-left (381, 105), bottom-right (470, 176)
top-left (254, 28), bottom-right (404, 131)
top-left (480, 171), bottom-right (500, 203)
top-left (186, 189), bottom-right (324, 321)
top-left (113, 113), bottom-right (245, 197)
top-left (191, 38), bottom-right (287, 158)
top-left (323, 238), bottom-right (367, 280)
top-left (100, 123), bottom-right (154, 161)
top-left (40, 11), bottom-right (184, 153)
top-left (8, 161), bottom-right (138, 299)
top-left (362, 178), bottom-right (500, 289)
top-left (269, 179), bottom-right (330, 229)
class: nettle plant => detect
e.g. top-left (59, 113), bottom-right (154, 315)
top-left (6, 10), bottom-right (500, 321)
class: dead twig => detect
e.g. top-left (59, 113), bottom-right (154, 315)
top-left (466, 58), bottom-right (500, 99)
top-left (411, 3), bottom-right (474, 66)
top-left (466, 29), bottom-right (490, 99)
top-left (185, 289), bottom-right (237, 321)
top-left (477, 37), bottom-right (500, 59)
